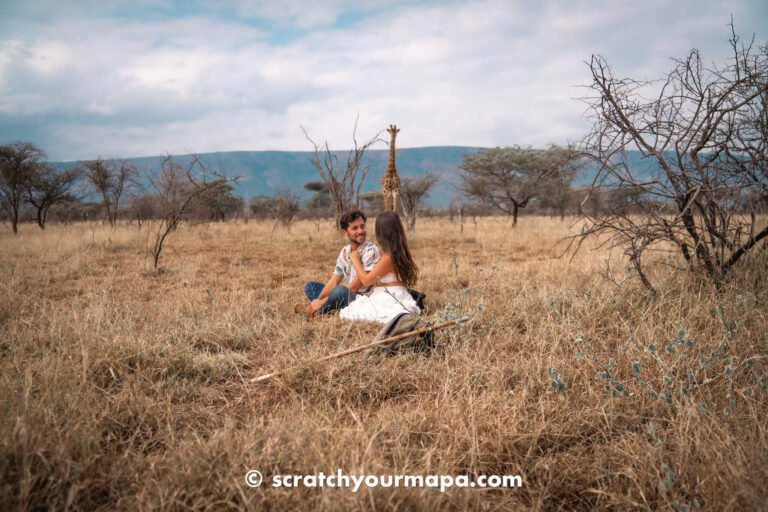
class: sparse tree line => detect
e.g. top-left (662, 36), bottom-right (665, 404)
top-left (0, 149), bottom-right (246, 232)
top-left (2, 137), bottom-right (764, 240)
top-left (1, 140), bottom-right (622, 235)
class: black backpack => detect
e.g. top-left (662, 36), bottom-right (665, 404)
top-left (407, 288), bottom-right (426, 311)
top-left (374, 312), bottom-right (435, 355)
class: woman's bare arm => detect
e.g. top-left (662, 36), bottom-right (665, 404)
top-left (350, 250), bottom-right (393, 287)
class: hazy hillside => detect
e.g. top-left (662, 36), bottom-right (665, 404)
top-left (54, 147), bottom-right (659, 208)
top-left (54, 147), bottom-right (485, 208)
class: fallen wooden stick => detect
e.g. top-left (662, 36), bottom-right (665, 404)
top-left (251, 316), bottom-right (471, 383)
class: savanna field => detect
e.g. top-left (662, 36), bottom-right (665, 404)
top-left (1, 216), bottom-right (766, 510)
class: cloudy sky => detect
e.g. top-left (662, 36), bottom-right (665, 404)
top-left (0, 0), bottom-right (766, 161)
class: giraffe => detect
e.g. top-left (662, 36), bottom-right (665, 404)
top-left (381, 124), bottom-right (401, 212)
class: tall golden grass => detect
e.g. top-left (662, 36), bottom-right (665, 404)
top-left (1, 216), bottom-right (766, 510)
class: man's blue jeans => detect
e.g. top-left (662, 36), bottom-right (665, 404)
top-left (304, 281), bottom-right (357, 314)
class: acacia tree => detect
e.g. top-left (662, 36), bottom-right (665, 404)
top-left (204, 183), bottom-right (243, 221)
top-left (304, 181), bottom-right (331, 211)
top-left (572, 25), bottom-right (768, 292)
top-left (400, 172), bottom-right (439, 231)
top-left (26, 165), bottom-right (81, 229)
top-left (247, 191), bottom-right (301, 226)
top-left (80, 157), bottom-right (138, 227)
top-left (458, 145), bottom-right (562, 225)
top-left (249, 195), bottom-right (275, 220)
top-left (302, 115), bottom-right (383, 218)
top-left (0, 142), bottom-right (45, 234)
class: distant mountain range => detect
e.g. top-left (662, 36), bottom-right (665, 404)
top-left (54, 146), bottom-right (485, 207)
top-left (53, 147), bottom-right (657, 208)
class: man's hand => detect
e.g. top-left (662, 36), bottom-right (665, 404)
top-left (350, 246), bottom-right (361, 262)
top-left (307, 298), bottom-right (326, 317)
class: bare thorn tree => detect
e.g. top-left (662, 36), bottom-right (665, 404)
top-left (149, 155), bottom-right (238, 269)
top-left (571, 23), bottom-right (768, 292)
top-left (536, 145), bottom-right (585, 221)
top-left (301, 114), bottom-right (383, 218)
top-left (271, 189), bottom-right (301, 231)
top-left (400, 172), bottom-right (439, 231)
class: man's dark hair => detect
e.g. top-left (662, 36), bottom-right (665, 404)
top-left (338, 210), bottom-right (366, 230)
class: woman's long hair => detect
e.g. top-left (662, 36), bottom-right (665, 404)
top-left (375, 212), bottom-right (418, 287)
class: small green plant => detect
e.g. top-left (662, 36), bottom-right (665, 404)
top-left (596, 357), bottom-right (627, 397)
top-left (437, 257), bottom-right (498, 324)
top-left (548, 367), bottom-right (566, 392)
top-left (646, 421), bottom-right (662, 448)
top-left (660, 462), bottom-right (676, 491)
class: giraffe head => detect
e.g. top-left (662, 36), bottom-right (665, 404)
top-left (387, 124), bottom-right (400, 138)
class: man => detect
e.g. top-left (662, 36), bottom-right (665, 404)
top-left (301, 210), bottom-right (381, 317)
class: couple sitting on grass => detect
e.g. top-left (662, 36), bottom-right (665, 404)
top-left (300, 210), bottom-right (423, 324)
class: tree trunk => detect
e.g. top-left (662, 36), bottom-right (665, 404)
top-left (512, 203), bottom-right (519, 226)
top-left (11, 207), bottom-right (19, 234)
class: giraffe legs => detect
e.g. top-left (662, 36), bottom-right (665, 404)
top-left (382, 191), bottom-right (399, 212)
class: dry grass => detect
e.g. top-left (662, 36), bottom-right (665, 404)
top-left (1, 216), bottom-right (766, 510)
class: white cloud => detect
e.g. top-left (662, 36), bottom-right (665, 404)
top-left (0, 0), bottom-right (765, 159)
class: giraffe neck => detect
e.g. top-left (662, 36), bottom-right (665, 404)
top-left (386, 137), bottom-right (397, 175)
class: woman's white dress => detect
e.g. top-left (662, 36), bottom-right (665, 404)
top-left (339, 272), bottom-right (420, 324)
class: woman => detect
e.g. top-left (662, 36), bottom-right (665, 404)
top-left (339, 211), bottom-right (421, 324)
